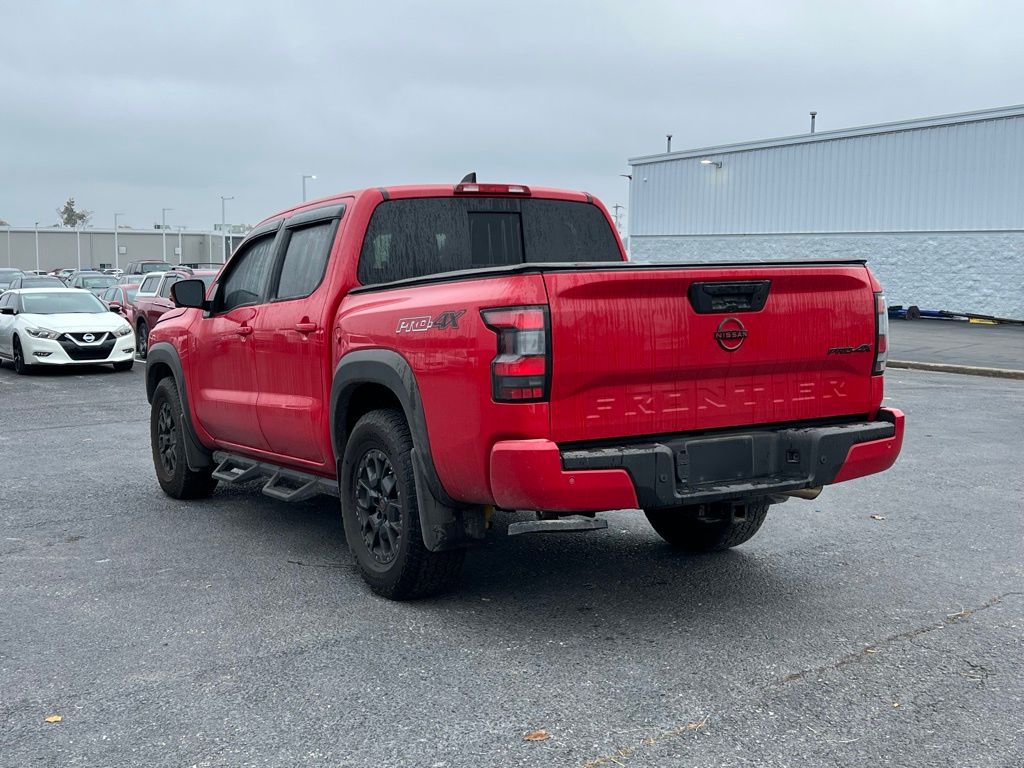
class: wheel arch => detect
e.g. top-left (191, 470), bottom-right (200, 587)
top-left (146, 342), bottom-right (214, 470)
top-left (331, 349), bottom-right (482, 552)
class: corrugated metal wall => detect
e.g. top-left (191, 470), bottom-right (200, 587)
top-left (629, 113), bottom-right (1024, 236)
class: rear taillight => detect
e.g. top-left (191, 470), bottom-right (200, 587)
top-left (873, 292), bottom-right (888, 375)
top-left (481, 306), bottom-right (550, 402)
top-left (454, 183), bottom-right (531, 196)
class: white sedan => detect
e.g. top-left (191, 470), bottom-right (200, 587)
top-left (0, 288), bottom-right (136, 374)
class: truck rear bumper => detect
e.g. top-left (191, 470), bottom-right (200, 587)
top-left (489, 408), bottom-right (904, 512)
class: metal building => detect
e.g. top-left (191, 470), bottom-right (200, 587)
top-left (627, 104), bottom-right (1024, 318)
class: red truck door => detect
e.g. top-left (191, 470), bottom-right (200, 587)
top-left (190, 233), bottom-right (279, 452)
top-left (251, 207), bottom-right (344, 468)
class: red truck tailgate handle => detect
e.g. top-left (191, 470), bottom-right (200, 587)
top-left (688, 280), bottom-right (771, 313)
top-left (294, 322), bottom-right (317, 334)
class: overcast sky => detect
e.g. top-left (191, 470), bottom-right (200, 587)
top-left (2, 0), bottom-right (1022, 231)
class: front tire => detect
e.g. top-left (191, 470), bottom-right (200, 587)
top-left (645, 500), bottom-right (770, 552)
top-left (341, 408), bottom-right (465, 600)
top-left (12, 337), bottom-right (32, 375)
top-left (150, 376), bottom-right (218, 499)
top-left (136, 320), bottom-right (149, 359)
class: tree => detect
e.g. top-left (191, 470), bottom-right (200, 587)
top-left (56, 197), bottom-right (92, 228)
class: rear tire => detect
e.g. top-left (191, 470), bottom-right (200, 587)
top-left (136, 320), bottom-right (149, 359)
top-left (341, 408), bottom-right (465, 600)
top-left (150, 376), bottom-right (218, 499)
top-left (113, 359), bottom-right (134, 372)
top-left (12, 337), bottom-right (32, 375)
top-left (645, 500), bottom-right (770, 552)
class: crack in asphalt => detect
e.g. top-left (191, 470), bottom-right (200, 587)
top-left (777, 591), bottom-right (1024, 686)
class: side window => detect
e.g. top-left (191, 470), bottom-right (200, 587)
top-left (273, 222), bottom-right (335, 301)
top-left (216, 235), bottom-right (277, 313)
top-left (102, 286), bottom-right (117, 301)
top-left (139, 275), bottom-right (160, 293)
top-left (0, 294), bottom-right (10, 309)
top-left (159, 276), bottom-right (179, 299)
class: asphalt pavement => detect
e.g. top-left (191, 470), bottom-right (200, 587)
top-left (889, 318), bottom-right (1024, 371)
top-left (1, 363), bottom-right (1023, 767)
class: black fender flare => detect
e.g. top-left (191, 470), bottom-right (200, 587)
top-left (145, 342), bottom-right (214, 470)
top-left (331, 349), bottom-right (483, 552)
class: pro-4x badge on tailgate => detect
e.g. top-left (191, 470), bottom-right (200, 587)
top-left (396, 310), bottom-right (466, 333)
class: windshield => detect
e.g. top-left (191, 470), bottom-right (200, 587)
top-left (83, 276), bottom-right (117, 288)
top-left (140, 262), bottom-right (172, 273)
top-left (22, 277), bottom-right (63, 288)
top-left (125, 288), bottom-right (139, 302)
top-left (20, 291), bottom-right (107, 314)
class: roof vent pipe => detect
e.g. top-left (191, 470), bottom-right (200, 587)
top-left (666, 134), bottom-right (673, 153)
top-left (810, 111), bottom-right (817, 134)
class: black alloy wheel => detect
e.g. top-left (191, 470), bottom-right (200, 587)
top-left (354, 449), bottom-right (402, 565)
top-left (156, 400), bottom-right (178, 476)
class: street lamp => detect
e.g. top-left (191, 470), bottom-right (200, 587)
top-left (113, 213), bottom-right (124, 270)
top-left (161, 208), bottom-right (174, 262)
top-left (220, 195), bottom-right (234, 262)
top-left (177, 226), bottom-right (184, 265)
top-left (34, 222), bottom-right (40, 272)
top-left (302, 174), bottom-right (316, 202)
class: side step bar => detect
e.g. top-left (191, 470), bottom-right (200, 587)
top-left (507, 515), bottom-right (609, 536)
top-left (211, 451), bottom-right (338, 503)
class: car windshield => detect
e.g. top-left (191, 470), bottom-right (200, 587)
top-left (83, 276), bottom-right (117, 288)
top-left (125, 288), bottom-right (139, 302)
top-left (22, 277), bottom-right (62, 287)
top-left (140, 263), bottom-right (172, 273)
top-left (20, 291), bottom-right (107, 314)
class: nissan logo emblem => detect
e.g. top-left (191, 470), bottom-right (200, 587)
top-left (82, 333), bottom-right (95, 343)
top-left (714, 317), bottom-right (748, 352)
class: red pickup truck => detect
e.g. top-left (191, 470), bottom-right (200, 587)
top-left (145, 182), bottom-right (904, 599)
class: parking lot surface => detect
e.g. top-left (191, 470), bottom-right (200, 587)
top-left (1, 364), bottom-right (1022, 767)
top-left (889, 319), bottom-right (1024, 371)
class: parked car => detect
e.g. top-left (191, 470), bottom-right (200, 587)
top-left (0, 288), bottom-right (135, 373)
top-left (102, 268), bottom-right (123, 277)
top-left (8, 275), bottom-right (64, 290)
top-left (101, 283), bottom-right (140, 322)
top-left (69, 272), bottom-right (118, 297)
top-left (133, 268), bottom-right (216, 358)
top-left (124, 260), bottom-right (173, 277)
top-left (55, 268), bottom-right (76, 284)
top-left (146, 182), bottom-right (904, 600)
top-left (0, 268), bottom-right (24, 291)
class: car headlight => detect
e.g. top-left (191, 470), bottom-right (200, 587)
top-left (114, 325), bottom-right (133, 337)
top-left (25, 327), bottom-right (62, 340)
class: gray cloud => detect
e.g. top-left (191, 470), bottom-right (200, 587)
top-left (2, 0), bottom-right (1022, 230)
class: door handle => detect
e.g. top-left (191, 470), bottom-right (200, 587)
top-left (236, 324), bottom-right (253, 337)
top-left (294, 322), bottom-right (317, 334)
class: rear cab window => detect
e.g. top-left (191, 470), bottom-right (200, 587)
top-left (357, 197), bottom-right (621, 285)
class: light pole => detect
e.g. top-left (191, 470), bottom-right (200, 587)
top-left (34, 222), bottom-right (40, 272)
top-left (177, 226), bottom-right (184, 265)
top-left (113, 212), bottom-right (124, 270)
top-left (220, 196), bottom-right (234, 262)
top-left (302, 174), bottom-right (316, 202)
top-left (76, 226), bottom-right (81, 270)
top-left (161, 208), bottom-right (174, 262)
top-left (6, 227), bottom-right (11, 268)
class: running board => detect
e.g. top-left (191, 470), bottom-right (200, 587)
top-left (211, 451), bottom-right (338, 502)
top-left (507, 515), bottom-right (609, 536)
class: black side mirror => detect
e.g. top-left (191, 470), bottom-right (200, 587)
top-left (109, 303), bottom-right (122, 313)
top-left (0, 306), bottom-right (14, 315)
top-left (171, 278), bottom-right (207, 309)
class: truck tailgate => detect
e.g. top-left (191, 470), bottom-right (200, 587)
top-left (544, 264), bottom-right (877, 443)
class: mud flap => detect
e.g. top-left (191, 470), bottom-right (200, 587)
top-left (411, 448), bottom-right (486, 552)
